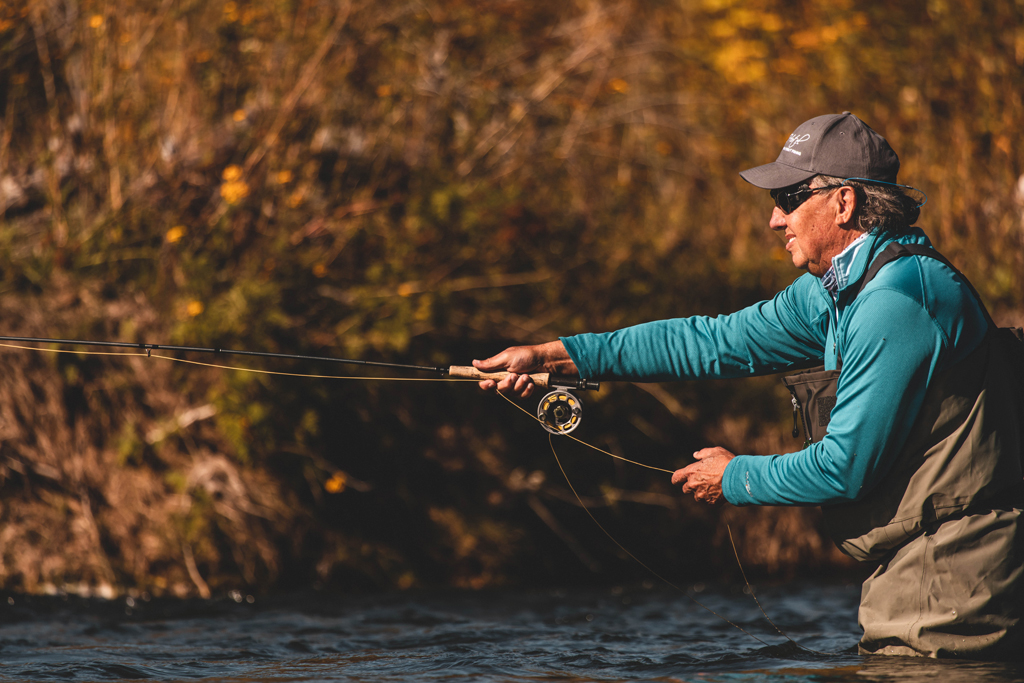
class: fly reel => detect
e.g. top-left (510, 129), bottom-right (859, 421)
top-left (537, 390), bottom-right (583, 435)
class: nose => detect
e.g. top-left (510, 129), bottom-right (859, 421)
top-left (769, 206), bottom-right (788, 231)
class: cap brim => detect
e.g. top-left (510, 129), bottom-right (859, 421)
top-left (739, 161), bottom-right (816, 190)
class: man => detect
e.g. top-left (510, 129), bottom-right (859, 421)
top-left (474, 113), bottom-right (1023, 659)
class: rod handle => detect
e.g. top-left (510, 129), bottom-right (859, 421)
top-left (447, 366), bottom-right (599, 391)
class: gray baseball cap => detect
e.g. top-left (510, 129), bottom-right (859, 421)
top-left (739, 112), bottom-right (900, 189)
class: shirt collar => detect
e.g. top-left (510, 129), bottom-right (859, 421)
top-left (821, 232), bottom-right (870, 295)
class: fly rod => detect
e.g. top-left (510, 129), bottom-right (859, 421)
top-left (0, 334), bottom-right (597, 390)
top-left (0, 335), bottom-right (599, 433)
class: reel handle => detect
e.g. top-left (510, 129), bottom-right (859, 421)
top-left (447, 366), bottom-right (599, 391)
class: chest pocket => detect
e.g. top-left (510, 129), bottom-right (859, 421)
top-left (782, 366), bottom-right (839, 446)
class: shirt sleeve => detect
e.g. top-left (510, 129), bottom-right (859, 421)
top-left (561, 273), bottom-right (830, 382)
top-left (722, 287), bottom-right (954, 506)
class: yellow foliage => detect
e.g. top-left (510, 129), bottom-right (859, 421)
top-left (324, 472), bottom-right (347, 493)
top-left (220, 166), bottom-right (249, 204)
top-left (712, 9), bottom-right (782, 38)
top-left (220, 180), bottom-right (250, 204)
top-left (760, 12), bottom-right (783, 32)
top-left (713, 39), bottom-right (768, 84)
top-left (700, 0), bottom-right (739, 11)
top-left (607, 78), bottom-right (629, 94)
top-left (790, 15), bottom-right (868, 51)
top-left (165, 226), bottom-right (185, 244)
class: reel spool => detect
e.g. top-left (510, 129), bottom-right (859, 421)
top-left (537, 390), bottom-right (583, 435)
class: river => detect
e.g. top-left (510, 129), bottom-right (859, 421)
top-left (1, 582), bottom-right (1022, 681)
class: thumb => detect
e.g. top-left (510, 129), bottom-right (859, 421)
top-left (473, 351), bottom-right (511, 372)
top-left (692, 447), bottom-right (719, 461)
top-left (693, 446), bottom-right (733, 461)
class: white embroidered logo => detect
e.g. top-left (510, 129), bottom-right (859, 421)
top-left (783, 133), bottom-right (811, 156)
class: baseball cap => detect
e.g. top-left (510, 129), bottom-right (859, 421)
top-left (739, 112), bottom-right (900, 190)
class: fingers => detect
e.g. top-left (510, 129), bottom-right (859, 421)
top-left (498, 372), bottom-right (534, 398)
top-left (672, 466), bottom-right (701, 497)
top-left (478, 372), bottom-right (535, 398)
top-left (473, 346), bottom-right (539, 398)
top-left (679, 469), bottom-right (700, 495)
top-left (671, 454), bottom-right (729, 506)
top-left (514, 373), bottom-right (534, 397)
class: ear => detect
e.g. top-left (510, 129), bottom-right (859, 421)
top-left (834, 185), bottom-right (858, 228)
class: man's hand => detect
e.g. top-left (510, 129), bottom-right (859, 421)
top-left (671, 447), bottom-right (735, 505)
top-left (472, 341), bottom-right (577, 398)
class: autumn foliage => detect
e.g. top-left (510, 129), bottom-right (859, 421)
top-left (0, 0), bottom-right (1021, 596)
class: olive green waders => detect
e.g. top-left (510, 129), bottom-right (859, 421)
top-left (783, 244), bottom-right (1024, 659)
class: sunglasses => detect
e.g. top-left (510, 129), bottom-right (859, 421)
top-left (770, 184), bottom-right (833, 214)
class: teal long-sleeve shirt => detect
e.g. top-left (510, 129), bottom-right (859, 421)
top-left (561, 229), bottom-right (989, 506)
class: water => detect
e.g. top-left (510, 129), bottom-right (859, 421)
top-left (1, 583), bottom-right (1022, 682)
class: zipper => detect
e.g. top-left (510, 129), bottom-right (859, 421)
top-left (831, 294), bottom-right (839, 360)
top-left (790, 392), bottom-right (812, 448)
top-left (791, 395), bottom-right (800, 438)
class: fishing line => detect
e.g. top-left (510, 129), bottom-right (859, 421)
top-left (544, 432), bottom-right (773, 648)
top-left (725, 525), bottom-right (828, 655)
top-left (0, 341), bottom-right (478, 383)
top-left (495, 391), bottom-right (672, 474)
top-left (147, 355), bottom-right (475, 382)
top-left (496, 392), bottom-right (774, 645)
top-left (3, 338), bottom-right (827, 653)
top-left (496, 390), bottom-right (827, 655)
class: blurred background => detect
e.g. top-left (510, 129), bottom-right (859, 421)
top-left (0, 0), bottom-right (1021, 599)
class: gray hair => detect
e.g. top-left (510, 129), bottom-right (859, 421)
top-left (811, 175), bottom-right (921, 237)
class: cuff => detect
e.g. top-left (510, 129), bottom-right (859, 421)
top-left (560, 335), bottom-right (591, 378)
top-left (722, 456), bottom-right (759, 506)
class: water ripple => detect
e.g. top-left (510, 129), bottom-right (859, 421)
top-left (1, 584), bottom-right (1022, 682)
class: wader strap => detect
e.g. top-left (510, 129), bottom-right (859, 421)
top-left (787, 242), bottom-right (1002, 445)
top-left (854, 242), bottom-right (997, 330)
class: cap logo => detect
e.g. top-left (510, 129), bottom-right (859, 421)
top-left (783, 133), bottom-right (810, 157)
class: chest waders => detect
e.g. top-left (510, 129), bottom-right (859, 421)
top-left (780, 242), bottom-right (1024, 660)
top-left (782, 242), bottom-right (1024, 449)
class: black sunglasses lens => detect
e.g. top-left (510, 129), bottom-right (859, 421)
top-left (773, 185), bottom-right (811, 214)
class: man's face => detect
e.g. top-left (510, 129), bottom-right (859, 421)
top-left (768, 182), bottom-right (847, 277)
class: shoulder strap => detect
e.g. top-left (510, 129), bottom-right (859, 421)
top-left (852, 242), bottom-right (995, 330)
